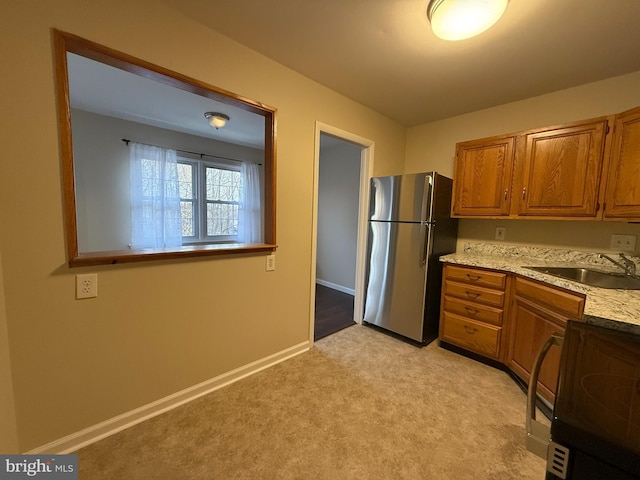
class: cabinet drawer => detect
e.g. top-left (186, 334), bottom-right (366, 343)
top-left (441, 312), bottom-right (501, 359)
top-left (444, 279), bottom-right (505, 307)
top-left (514, 276), bottom-right (585, 318)
top-left (445, 265), bottom-right (507, 289)
top-left (443, 295), bottom-right (504, 326)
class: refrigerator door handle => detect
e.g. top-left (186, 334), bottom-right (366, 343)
top-left (421, 174), bottom-right (434, 223)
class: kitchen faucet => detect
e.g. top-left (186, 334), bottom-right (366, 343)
top-left (599, 253), bottom-right (637, 277)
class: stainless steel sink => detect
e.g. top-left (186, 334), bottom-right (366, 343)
top-left (524, 266), bottom-right (640, 290)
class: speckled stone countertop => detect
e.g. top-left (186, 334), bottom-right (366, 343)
top-left (440, 242), bottom-right (640, 335)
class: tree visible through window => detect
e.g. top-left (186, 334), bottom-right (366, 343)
top-left (177, 159), bottom-right (242, 243)
top-left (177, 162), bottom-right (196, 237)
top-left (206, 165), bottom-right (241, 236)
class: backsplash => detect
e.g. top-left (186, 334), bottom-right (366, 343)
top-left (456, 219), bottom-right (640, 256)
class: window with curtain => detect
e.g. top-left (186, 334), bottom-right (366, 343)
top-left (129, 142), bottom-right (182, 248)
top-left (238, 161), bottom-right (263, 244)
top-left (178, 159), bottom-right (243, 243)
top-left (130, 142), bottom-right (262, 247)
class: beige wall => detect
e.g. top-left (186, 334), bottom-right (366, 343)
top-left (405, 71), bottom-right (640, 253)
top-left (0, 1), bottom-right (406, 451)
top-left (0, 251), bottom-right (18, 453)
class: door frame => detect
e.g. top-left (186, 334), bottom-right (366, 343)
top-left (310, 121), bottom-right (374, 345)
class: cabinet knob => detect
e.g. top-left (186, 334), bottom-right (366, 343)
top-left (465, 291), bottom-right (481, 299)
top-left (465, 306), bottom-right (479, 315)
top-left (466, 274), bottom-right (482, 281)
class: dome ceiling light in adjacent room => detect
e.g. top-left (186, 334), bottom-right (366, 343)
top-left (427, 0), bottom-right (509, 41)
top-left (204, 112), bottom-right (230, 129)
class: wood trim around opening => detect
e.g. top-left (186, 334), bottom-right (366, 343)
top-left (52, 29), bottom-right (277, 266)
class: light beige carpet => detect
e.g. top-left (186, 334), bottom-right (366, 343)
top-left (76, 325), bottom-right (546, 479)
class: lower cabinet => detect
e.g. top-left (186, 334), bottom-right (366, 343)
top-left (507, 296), bottom-right (567, 402)
top-left (439, 264), bottom-right (510, 361)
top-left (506, 277), bottom-right (585, 403)
top-left (441, 311), bottom-right (502, 359)
top-left (439, 266), bottom-right (585, 404)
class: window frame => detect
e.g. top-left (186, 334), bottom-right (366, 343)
top-left (179, 158), bottom-right (243, 245)
top-left (177, 159), bottom-right (199, 241)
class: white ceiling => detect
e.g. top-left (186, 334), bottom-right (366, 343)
top-left (164, 0), bottom-right (640, 126)
top-left (67, 54), bottom-right (266, 149)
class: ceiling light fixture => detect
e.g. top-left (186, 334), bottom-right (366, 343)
top-left (204, 112), bottom-right (230, 129)
top-left (427, 0), bottom-right (508, 41)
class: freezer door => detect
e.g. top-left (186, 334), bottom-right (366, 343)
top-left (369, 173), bottom-right (433, 223)
top-left (363, 221), bottom-right (430, 342)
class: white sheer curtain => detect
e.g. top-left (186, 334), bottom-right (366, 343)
top-left (129, 142), bottom-right (182, 248)
top-left (238, 162), bottom-right (263, 243)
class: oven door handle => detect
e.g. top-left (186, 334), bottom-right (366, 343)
top-left (525, 333), bottom-right (564, 460)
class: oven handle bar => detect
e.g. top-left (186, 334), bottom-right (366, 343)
top-left (525, 333), bottom-right (564, 460)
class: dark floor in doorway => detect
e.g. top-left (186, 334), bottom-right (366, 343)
top-left (314, 284), bottom-right (355, 341)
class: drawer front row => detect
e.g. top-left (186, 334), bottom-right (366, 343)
top-left (444, 280), bottom-right (505, 308)
top-left (441, 312), bottom-right (501, 359)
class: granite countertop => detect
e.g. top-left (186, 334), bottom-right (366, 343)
top-left (440, 242), bottom-right (640, 335)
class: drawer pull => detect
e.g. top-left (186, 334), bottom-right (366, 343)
top-left (466, 274), bottom-right (482, 281)
top-left (465, 291), bottom-right (481, 299)
top-left (464, 325), bottom-right (478, 334)
top-left (465, 306), bottom-right (479, 315)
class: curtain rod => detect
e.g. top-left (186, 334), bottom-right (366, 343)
top-left (121, 138), bottom-right (262, 166)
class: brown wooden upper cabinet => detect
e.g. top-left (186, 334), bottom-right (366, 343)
top-left (451, 106), bottom-right (640, 222)
top-left (515, 119), bottom-right (608, 217)
top-left (451, 135), bottom-right (515, 216)
top-left (603, 106), bottom-right (640, 221)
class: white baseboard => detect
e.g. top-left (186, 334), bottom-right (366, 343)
top-left (27, 341), bottom-right (310, 454)
top-left (315, 278), bottom-right (355, 296)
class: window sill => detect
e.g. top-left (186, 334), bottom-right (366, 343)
top-left (69, 243), bottom-right (277, 267)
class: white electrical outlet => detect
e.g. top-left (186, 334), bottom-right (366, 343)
top-left (76, 273), bottom-right (98, 299)
top-left (495, 227), bottom-right (506, 241)
top-left (610, 234), bottom-right (637, 252)
top-left (266, 254), bottom-right (276, 272)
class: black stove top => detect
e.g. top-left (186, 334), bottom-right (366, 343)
top-left (550, 321), bottom-right (640, 478)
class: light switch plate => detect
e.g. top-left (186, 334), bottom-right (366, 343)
top-left (495, 227), bottom-right (506, 241)
top-left (266, 254), bottom-right (276, 271)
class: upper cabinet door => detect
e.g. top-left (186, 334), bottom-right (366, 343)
top-left (516, 119), bottom-right (608, 218)
top-left (451, 136), bottom-right (514, 217)
top-left (603, 107), bottom-right (640, 221)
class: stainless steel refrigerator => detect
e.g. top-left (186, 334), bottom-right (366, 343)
top-left (363, 172), bottom-right (458, 344)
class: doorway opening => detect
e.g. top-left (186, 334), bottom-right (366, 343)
top-left (311, 123), bottom-right (373, 343)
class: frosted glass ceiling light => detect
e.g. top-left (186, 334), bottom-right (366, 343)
top-left (204, 112), bottom-right (230, 129)
top-left (427, 0), bottom-right (509, 41)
